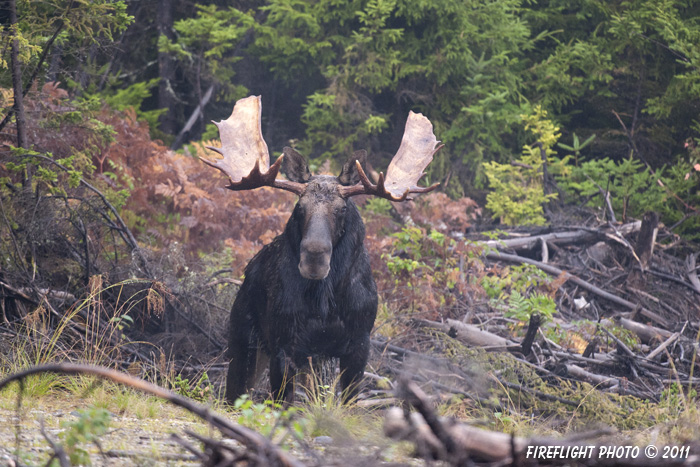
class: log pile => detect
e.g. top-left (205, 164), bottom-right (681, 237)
top-left (370, 217), bottom-right (700, 404)
top-left (385, 379), bottom-right (700, 466)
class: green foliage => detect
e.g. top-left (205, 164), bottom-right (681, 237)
top-left (362, 197), bottom-right (392, 216)
top-left (234, 395), bottom-right (305, 440)
top-left (480, 263), bottom-right (551, 299)
top-left (172, 372), bottom-right (212, 403)
top-left (529, 38), bottom-right (614, 113)
top-left (1, 0), bottom-right (132, 88)
top-left (608, 1), bottom-right (700, 122)
top-left (100, 79), bottom-right (166, 129)
top-left (557, 132), bottom-right (596, 166)
top-left (57, 407), bottom-right (111, 466)
top-left (483, 106), bottom-right (560, 225)
top-left (389, 226), bottom-right (427, 261)
top-left (559, 156), bottom-right (666, 221)
top-left (249, 0), bottom-right (539, 190)
top-left (383, 226), bottom-right (464, 293)
top-left (659, 382), bottom-right (697, 418)
top-left (657, 160), bottom-right (700, 240)
top-left (158, 4), bottom-right (253, 104)
top-left (604, 323), bottom-right (639, 351)
top-left (404, 0), bottom-right (536, 188)
top-left (481, 263), bottom-right (556, 326)
top-left (557, 152), bottom-right (700, 240)
top-left (8, 0), bottom-right (700, 198)
top-left (492, 410), bottom-right (515, 430)
top-left (502, 291), bottom-right (557, 323)
top-left (383, 227), bottom-right (428, 288)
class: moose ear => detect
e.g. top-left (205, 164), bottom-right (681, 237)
top-left (282, 147), bottom-right (311, 183)
top-left (338, 150), bottom-right (368, 186)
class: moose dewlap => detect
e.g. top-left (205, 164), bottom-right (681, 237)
top-left (201, 96), bottom-right (441, 403)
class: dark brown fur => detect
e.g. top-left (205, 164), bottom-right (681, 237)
top-left (225, 148), bottom-right (377, 403)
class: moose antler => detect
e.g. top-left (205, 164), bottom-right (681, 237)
top-left (202, 96), bottom-right (306, 195)
top-left (339, 111), bottom-right (442, 201)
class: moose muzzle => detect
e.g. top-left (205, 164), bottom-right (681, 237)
top-left (299, 237), bottom-right (332, 280)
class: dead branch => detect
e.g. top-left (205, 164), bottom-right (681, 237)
top-left (388, 379), bottom-right (698, 465)
top-left (647, 332), bottom-right (680, 360)
top-left (611, 317), bottom-right (673, 344)
top-left (23, 153), bottom-right (150, 274)
top-left (485, 250), bottom-right (670, 328)
top-left (415, 318), bottom-right (515, 349)
top-left (540, 236), bottom-right (549, 263)
top-left (481, 221), bottom-right (641, 251)
top-left (40, 418), bottom-right (70, 467)
top-left (105, 447), bottom-right (199, 462)
top-left (0, 363), bottom-right (304, 467)
top-left (686, 253), bottom-right (700, 294)
top-left (564, 364), bottom-right (619, 387)
top-left (584, 173), bottom-right (617, 223)
top-left (641, 266), bottom-right (700, 297)
top-left (497, 378), bottom-right (580, 407)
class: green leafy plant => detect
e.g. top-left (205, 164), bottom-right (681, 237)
top-left (493, 410), bottom-right (515, 430)
top-left (383, 227), bottom-right (461, 288)
top-left (99, 79), bottom-right (166, 130)
top-left (173, 372), bottom-right (212, 403)
top-left (481, 263), bottom-right (551, 299)
top-left (57, 407), bottom-right (112, 466)
top-left (481, 263), bottom-right (557, 328)
top-left (501, 291), bottom-right (557, 323)
top-left (483, 106), bottom-right (561, 225)
top-left (234, 395), bottom-right (305, 440)
top-left (658, 382), bottom-right (698, 420)
top-left (559, 156), bottom-right (666, 221)
top-left (557, 132), bottom-right (596, 166)
top-left (362, 197), bottom-right (392, 216)
top-left (383, 227), bottom-right (429, 288)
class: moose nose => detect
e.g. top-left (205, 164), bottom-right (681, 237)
top-left (301, 239), bottom-right (331, 257)
top-left (299, 239), bottom-right (332, 280)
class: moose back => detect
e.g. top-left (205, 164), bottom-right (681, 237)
top-left (201, 96), bottom-right (441, 403)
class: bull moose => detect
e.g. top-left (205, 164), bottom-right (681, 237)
top-left (201, 96), bottom-right (441, 403)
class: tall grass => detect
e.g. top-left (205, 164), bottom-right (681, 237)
top-left (0, 277), bottom-right (164, 398)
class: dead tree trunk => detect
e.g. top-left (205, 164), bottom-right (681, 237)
top-left (9, 0), bottom-right (26, 150)
top-left (157, 0), bottom-right (178, 136)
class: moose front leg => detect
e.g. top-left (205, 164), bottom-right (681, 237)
top-left (225, 313), bottom-right (257, 404)
top-left (339, 334), bottom-right (370, 402)
top-left (270, 349), bottom-right (295, 404)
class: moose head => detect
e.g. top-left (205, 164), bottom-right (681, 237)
top-left (202, 95), bottom-right (442, 281)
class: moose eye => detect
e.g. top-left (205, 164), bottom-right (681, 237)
top-left (338, 206), bottom-right (347, 215)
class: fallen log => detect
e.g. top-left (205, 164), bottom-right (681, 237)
top-left (416, 318), bottom-right (515, 349)
top-left (480, 222), bottom-right (641, 251)
top-left (611, 317), bottom-right (673, 344)
top-left (387, 379), bottom-right (699, 466)
top-left (565, 364), bottom-right (618, 388)
top-left (646, 332), bottom-right (681, 360)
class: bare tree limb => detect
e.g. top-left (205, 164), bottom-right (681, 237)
top-left (171, 84), bottom-right (214, 150)
top-left (22, 153), bottom-right (151, 275)
top-left (0, 363), bottom-right (304, 467)
top-left (485, 250), bottom-right (670, 328)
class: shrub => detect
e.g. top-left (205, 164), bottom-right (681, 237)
top-left (483, 106), bottom-right (560, 225)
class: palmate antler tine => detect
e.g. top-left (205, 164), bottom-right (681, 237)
top-left (384, 111), bottom-right (442, 199)
top-left (201, 95), bottom-right (269, 184)
top-left (202, 95), bottom-right (305, 195)
top-left (339, 111), bottom-right (441, 201)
